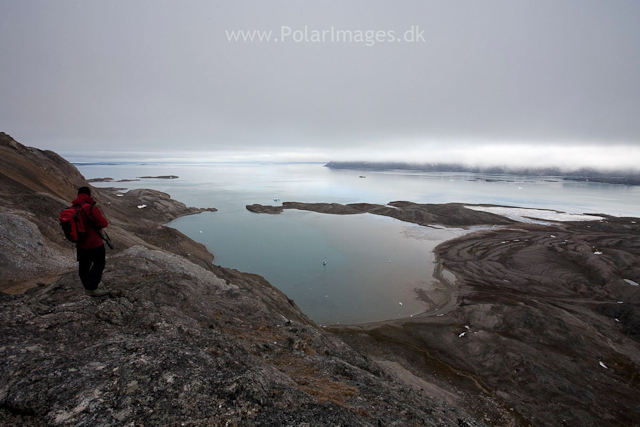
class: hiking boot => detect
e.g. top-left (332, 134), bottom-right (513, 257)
top-left (85, 289), bottom-right (109, 297)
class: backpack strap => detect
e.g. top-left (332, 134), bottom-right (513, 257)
top-left (78, 203), bottom-right (108, 243)
top-left (78, 203), bottom-right (97, 226)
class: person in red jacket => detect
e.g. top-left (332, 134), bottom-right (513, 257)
top-left (73, 187), bottom-right (109, 297)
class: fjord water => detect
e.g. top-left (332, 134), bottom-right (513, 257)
top-left (79, 163), bottom-right (640, 324)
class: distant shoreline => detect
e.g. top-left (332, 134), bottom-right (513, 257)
top-left (325, 161), bottom-right (640, 186)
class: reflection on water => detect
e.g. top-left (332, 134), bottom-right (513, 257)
top-left (169, 210), bottom-right (472, 324)
top-left (79, 162), bottom-right (640, 324)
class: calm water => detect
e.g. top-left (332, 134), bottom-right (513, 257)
top-left (79, 162), bottom-right (640, 324)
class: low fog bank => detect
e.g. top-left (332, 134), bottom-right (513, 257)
top-left (325, 161), bottom-right (640, 185)
top-left (325, 143), bottom-right (640, 173)
top-left (326, 161), bottom-right (640, 177)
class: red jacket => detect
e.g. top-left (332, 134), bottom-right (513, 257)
top-left (71, 193), bottom-right (109, 250)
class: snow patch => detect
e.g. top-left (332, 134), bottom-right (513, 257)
top-left (464, 206), bottom-right (603, 223)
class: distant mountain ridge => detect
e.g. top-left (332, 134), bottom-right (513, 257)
top-left (325, 161), bottom-right (640, 185)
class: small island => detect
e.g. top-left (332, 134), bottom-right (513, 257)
top-left (87, 177), bottom-right (114, 182)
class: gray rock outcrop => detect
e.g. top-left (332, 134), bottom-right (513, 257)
top-left (0, 244), bottom-right (479, 426)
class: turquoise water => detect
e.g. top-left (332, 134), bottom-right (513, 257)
top-left (169, 210), bottom-right (469, 324)
top-left (79, 162), bottom-right (640, 324)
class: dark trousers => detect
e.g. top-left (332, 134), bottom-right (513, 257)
top-left (77, 245), bottom-right (106, 291)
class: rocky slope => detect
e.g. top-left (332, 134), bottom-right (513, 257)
top-left (0, 133), bottom-right (482, 426)
top-left (0, 132), bottom-right (217, 291)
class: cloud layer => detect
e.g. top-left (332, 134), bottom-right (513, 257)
top-left (1, 1), bottom-right (639, 168)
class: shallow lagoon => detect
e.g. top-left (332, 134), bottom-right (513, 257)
top-left (79, 162), bottom-right (640, 324)
top-left (169, 209), bottom-right (473, 324)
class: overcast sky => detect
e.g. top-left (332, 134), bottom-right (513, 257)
top-left (1, 0), bottom-right (639, 169)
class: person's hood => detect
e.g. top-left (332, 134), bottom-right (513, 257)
top-left (72, 193), bottom-right (95, 206)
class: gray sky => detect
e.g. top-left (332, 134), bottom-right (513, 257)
top-left (1, 0), bottom-right (639, 169)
